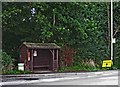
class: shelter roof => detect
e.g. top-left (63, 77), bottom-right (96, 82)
top-left (21, 42), bottom-right (61, 49)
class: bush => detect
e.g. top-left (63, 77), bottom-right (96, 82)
top-left (58, 64), bottom-right (100, 72)
top-left (3, 70), bottom-right (31, 74)
top-left (1, 51), bottom-right (13, 73)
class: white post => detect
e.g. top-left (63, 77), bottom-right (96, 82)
top-left (111, 0), bottom-right (113, 61)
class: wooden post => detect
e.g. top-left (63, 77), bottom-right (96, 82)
top-left (52, 49), bottom-right (54, 71)
top-left (56, 49), bottom-right (58, 69)
top-left (31, 49), bottom-right (33, 72)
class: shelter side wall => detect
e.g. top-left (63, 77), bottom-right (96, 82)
top-left (19, 45), bottom-right (28, 63)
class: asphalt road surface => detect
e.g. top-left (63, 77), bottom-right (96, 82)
top-left (32, 70), bottom-right (118, 85)
top-left (1, 70), bottom-right (119, 86)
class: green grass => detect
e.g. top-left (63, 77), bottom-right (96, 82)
top-left (58, 65), bottom-right (100, 72)
top-left (3, 70), bottom-right (31, 74)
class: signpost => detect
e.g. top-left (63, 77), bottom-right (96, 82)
top-left (111, 0), bottom-right (113, 61)
top-left (112, 38), bottom-right (116, 43)
top-left (102, 0), bottom-right (115, 69)
top-left (18, 63), bottom-right (24, 71)
top-left (28, 52), bottom-right (30, 61)
top-left (102, 60), bottom-right (113, 68)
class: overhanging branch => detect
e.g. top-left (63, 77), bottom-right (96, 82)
top-left (113, 25), bottom-right (120, 37)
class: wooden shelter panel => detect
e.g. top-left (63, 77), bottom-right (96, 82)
top-left (33, 49), bottom-right (52, 67)
top-left (19, 45), bottom-right (28, 62)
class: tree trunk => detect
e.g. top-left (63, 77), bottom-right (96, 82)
top-left (107, 3), bottom-right (111, 53)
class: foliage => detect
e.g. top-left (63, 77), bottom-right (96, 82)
top-left (60, 44), bottom-right (76, 67)
top-left (2, 2), bottom-right (119, 70)
top-left (2, 51), bottom-right (13, 73)
top-left (58, 65), bottom-right (100, 72)
top-left (113, 2), bottom-right (120, 69)
top-left (3, 70), bottom-right (31, 74)
top-left (58, 58), bottom-right (101, 72)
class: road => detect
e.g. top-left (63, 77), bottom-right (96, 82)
top-left (32, 70), bottom-right (118, 85)
top-left (1, 70), bottom-right (119, 86)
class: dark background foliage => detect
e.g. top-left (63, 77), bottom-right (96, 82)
top-left (2, 2), bottom-right (120, 70)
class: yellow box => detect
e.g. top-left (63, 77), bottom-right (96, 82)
top-left (102, 60), bottom-right (113, 67)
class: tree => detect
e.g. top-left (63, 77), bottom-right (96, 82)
top-left (113, 2), bottom-right (120, 68)
top-left (2, 2), bottom-right (111, 68)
